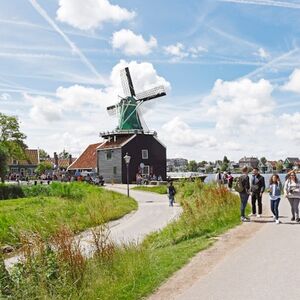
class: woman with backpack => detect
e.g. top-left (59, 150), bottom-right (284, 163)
top-left (167, 181), bottom-right (176, 207)
top-left (269, 174), bottom-right (282, 224)
top-left (284, 171), bottom-right (300, 222)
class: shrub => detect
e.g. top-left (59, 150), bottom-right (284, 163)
top-left (0, 184), bottom-right (24, 200)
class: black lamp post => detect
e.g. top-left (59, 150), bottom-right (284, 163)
top-left (123, 153), bottom-right (131, 197)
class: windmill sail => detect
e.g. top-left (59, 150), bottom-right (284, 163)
top-left (136, 85), bottom-right (166, 102)
top-left (106, 66), bottom-right (167, 132)
top-left (120, 67), bottom-right (136, 97)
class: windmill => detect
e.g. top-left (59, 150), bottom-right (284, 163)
top-left (106, 67), bottom-right (166, 131)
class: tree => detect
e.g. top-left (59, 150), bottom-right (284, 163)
top-left (221, 163), bottom-right (228, 172)
top-left (58, 149), bottom-right (70, 159)
top-left (223, 156), bottom-right (230, 164)
top-left (39, 149), bottom-right (49, 159)
top-left (275, 161), bottom-right (284, 173)
top-left (35, 161), bottom-right (52, 176)
top-left (0, 113), bottom-right (27, 160)
top-left (260, 157), bottom-right (267, 165)
top-left (187, 160), bottom-right (198, 172)
top-left (0, 145), bottom-right (8, 183)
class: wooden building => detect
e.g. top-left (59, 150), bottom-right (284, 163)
top-left (97, 133), bottom-right (166, 184)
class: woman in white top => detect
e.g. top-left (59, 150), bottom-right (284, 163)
top-left (284, 171), bottom-right (300, 222)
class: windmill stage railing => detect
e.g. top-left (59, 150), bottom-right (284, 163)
top-left (99, 129), bottom-right (157, 138)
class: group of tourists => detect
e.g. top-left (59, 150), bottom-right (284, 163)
top-left (237, 166), bottom-right (300, 224)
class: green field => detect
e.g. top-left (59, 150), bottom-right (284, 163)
top-left (0, 182), bottom-right (137, 247)
top-left (1, 181), bottom-right (244, 300)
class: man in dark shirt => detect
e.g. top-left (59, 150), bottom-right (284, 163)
top-left (239, 166), bottom-right (250, 222)
top-left (250, 167), bottom-right (265, 217)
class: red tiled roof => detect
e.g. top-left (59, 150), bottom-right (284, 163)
top-left (68, 143), bottom-right (102, 170)
top-left (97, 135), bottom-right (133, 150)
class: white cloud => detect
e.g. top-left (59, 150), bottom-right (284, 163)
top-left (282, 68), bottom-right (300, 93)
top-left (0, 93), bottom-right (11, 101)
top-left (161, 117), bottom-right (217, 148)
top-left (111, 29), bottom-right (157, 56)
top-left (255, 47), bottom-right (270, 59)
top-left (205, 78), bottom-right (275, 133)
top-left (164, 43), bottom-right (189, 60)
top-left (25, 94), bottom-right (63, 122)
top-left (164, 43), bottom-right (207, 60)
top-left (189, 46), bottom-right (208, 58)
top-left (56, 0), bottom-right (136, 30)
top-left (276, 112), bottom-right (300, 141)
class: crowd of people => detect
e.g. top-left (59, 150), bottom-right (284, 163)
top-left (236, 167), bottom-right (300, 224)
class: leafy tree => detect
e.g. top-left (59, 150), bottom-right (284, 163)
top-left (260, 157), bottom-right (267, 165)
top-left (275, 161), bottom-right (284, 173)
top-left (221, 163), bottom-right (228, 172)
top-left (35, 161), bottom-right (52, 175)
top-left (58, 149), bottom-right (70, 159)
top-left (0, 144), bottom-right (8, 183)
top-left (39, 149), bottom-right (49, 159)
top-left (187, 160), bottom-right (198, 172)
top-left (198, 160), bottom-right (207, 168)
top-left (223, 156), bottom-right (230, 164)
top-left (0, 113), bottom-right (27, 160)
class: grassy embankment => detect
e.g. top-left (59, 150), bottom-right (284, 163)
top-left (0, 180), bottom-right (244, 300)
top-left (0, 182), bottom-right (137, 248)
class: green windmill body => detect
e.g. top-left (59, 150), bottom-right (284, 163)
top-left (107, 67), bottom-right (166, 132)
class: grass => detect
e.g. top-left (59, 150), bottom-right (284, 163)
top-left (132, 185), bottom-right (168, 194)
top-left (1, 180), bottom-right (246, 300)
top-left (0, 182), bottom-right (137, 247)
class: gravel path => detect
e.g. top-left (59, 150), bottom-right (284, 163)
top-left (150, 193), bottom-right (300, 300)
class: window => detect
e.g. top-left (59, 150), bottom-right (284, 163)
top-left (113, 166), bottom-right (117, 175)
top-left (142, 149), bottom-right (148, 160)
top-left (142, 165), bottom-right (150, 175)
top-left (106, 150), bottom-right (112, 160)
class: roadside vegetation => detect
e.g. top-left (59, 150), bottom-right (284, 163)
top-left (0, 182), bottom-right (137, 247)
top-left (132, 184), bottom-right (168, 194)
top-left (1, 180), bottom-right (243, 300)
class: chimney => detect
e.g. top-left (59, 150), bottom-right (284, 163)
top-left (68, 154), bottom-right (72, 166)
top-left (54, 152), bottom-right (58, 168)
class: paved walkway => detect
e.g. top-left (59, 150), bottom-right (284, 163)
top-left (4, 184), bottom-right (181, 268)
top-left (151, 193), bottom-right (300, 300)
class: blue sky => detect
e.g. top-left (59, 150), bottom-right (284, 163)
top-left (1, 0), bottom-right (300, 161)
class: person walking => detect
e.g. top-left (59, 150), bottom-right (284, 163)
top-left (284, 171), bottom-right (300, 222)
top-left (249, 168), bottom-right (265, 217)
top-left (215, 169), bottom-right (223, 187)
top-left (269, 174), bottom-right (282, 224)
top-left (167, 181), bottom-right (176, 207)
top-left (227, 171), bottom-right (234, 190)
top-left (238, 166), bottom-right (250, 222)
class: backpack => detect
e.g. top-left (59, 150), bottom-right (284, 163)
top-left (234, 176), bottom-right (244, 193)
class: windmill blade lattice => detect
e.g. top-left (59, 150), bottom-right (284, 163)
top-left (120, 67), bottom-right (136, 98)
top-left (136, 85), bottom-right (166, 102)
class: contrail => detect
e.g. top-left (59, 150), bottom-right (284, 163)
top-left (28, 0), bottom-right (104, 84)
top-left (220, 0), bottom-right (300, 9)
top-left (242, 48), bottom-right (300, 79)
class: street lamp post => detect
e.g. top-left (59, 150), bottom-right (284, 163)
top-left (123, 153), bottom-right (131, 197)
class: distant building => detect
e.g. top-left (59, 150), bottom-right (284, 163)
top-left (8, 149), bottom-right (39, 176)
top-left (167, 158), bottom-right (188, 172)
top-left (239, 157), bottom-right (259, 169)
top-left (266, 161), bottom-right (277, 173)
top-left (43, 152), bottom-right (76, 171)
top-left (284, 157), bottom-right (300, 169)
